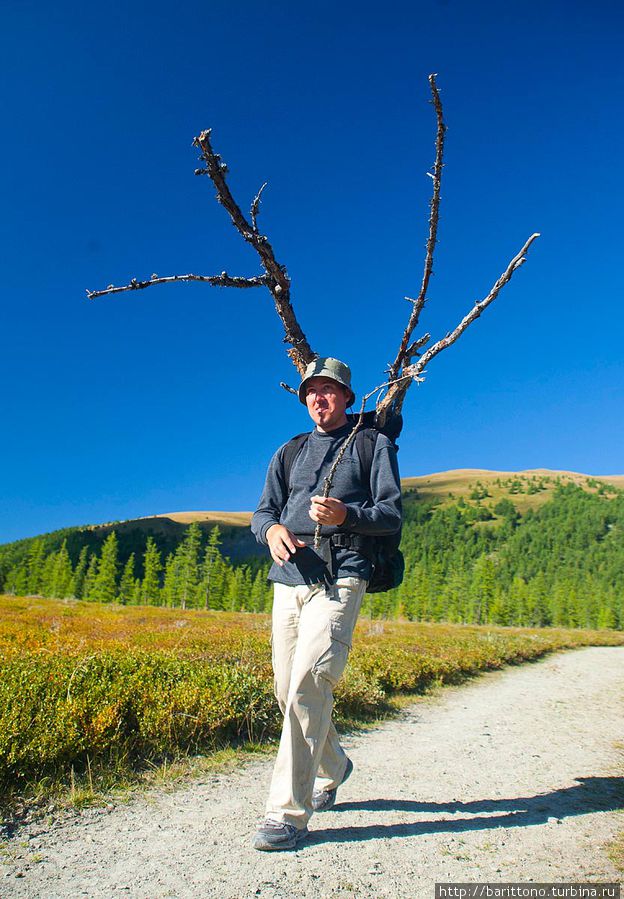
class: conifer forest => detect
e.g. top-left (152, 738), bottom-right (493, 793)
top-left (1, 476), bottom-right (622, 630)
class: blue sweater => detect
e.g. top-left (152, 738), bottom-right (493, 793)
top-left (251, 421), bottom-right (402, 586)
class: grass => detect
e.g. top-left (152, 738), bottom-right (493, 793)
top-left (1, 594), bottom-right (623, 816)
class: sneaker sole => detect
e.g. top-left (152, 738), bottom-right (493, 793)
top-left (252, 829), bottom-right (308, 851)
top-left (312, 757), bottom-right (354, 812)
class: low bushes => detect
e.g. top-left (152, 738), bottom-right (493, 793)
top-left (1, 596), bottom-right (622, 795)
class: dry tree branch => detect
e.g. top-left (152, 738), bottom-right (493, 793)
top-left (86, 132), bottom-right (315, 374)
top-left (86, 272), bottom-right (269, 300)
top-left (387, 73), bottom-right (446, 385)
top-left (376, 75), bottom-right (540, 424)
top-left (193, 129), bottom-right (315, 374)
top-left (401, 232), bottom-right (541, 393)
top-left (250, 181), bottom-right (268, 234)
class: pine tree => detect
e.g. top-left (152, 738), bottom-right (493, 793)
top-left (200, 526), bottom-right (223, 609)
top-left (201, 528), bottom-right (231, 610)
top-left (226, 567), bottom-right (244, 611)
top-left (26, 539), bottom-right (46, 595)
top-left (5, 562), bottom-right (29, 596)
top-left (177, 522), bottom-right (201, 610)
top-left (469, 554), bottom-right (496, 624)
top-left (141, 537), bottom-right (162, 605)
top-left (118, 553), bottom-right (136, 605)
top-left (163, 553), bottom-right (180, 607)
top-left (70, 546), bottom-right (89, 599)
top-left (82, 555), bottom-right (99, 601)
top-left (40, 553), bottom-right (57, 597)
top-left (92, 532), bottom-right (119, 603)
top-left (49, 540), bottom-right (73, 598)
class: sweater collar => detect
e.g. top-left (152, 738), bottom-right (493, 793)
top-left (310, 421), bottom-right (352, 440)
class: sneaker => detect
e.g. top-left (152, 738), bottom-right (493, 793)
top-left (311, 757), bottom-right (353, 812)
top-left (251, 820), bottom-right (309, 851)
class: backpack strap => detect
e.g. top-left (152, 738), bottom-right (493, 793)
top-left (355, 428), bottom-right (379, 495)
top-left (281, 432), bottom-right (310, 492)
top-left (282, 426), bottom-right (378, 496)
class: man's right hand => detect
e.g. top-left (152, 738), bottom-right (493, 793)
top-left (266, 524), bottom-right (306, 567)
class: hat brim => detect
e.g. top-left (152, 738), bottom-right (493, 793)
top-left (298, 377), bottom-right (355, 407)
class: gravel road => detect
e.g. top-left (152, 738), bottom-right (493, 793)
top-left (2, 646), bottom-right (623, 898)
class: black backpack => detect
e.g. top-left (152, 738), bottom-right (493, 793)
top-left (281, 411), bottom-right (404, 593)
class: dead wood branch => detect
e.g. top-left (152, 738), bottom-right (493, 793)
top-left (193, 130), bottom-right (315, 374)
top-left (87, 132), bottom-right (315, 374)
top-left (250, 182), bottom-right (268, 234)
top-left (386, 232), bottom-right (541, 415)
top-left (86, 272), bottom-right (268, 300)
top-left (387, 74), bottom-right (446, 385)
top-left (376, 75), bottom-right (540, 424)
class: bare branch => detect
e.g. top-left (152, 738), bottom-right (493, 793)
top-left (404, 332), bottom-right (431, 360)
top-left (388, 73), bottom-right (446, 383)
top-left (250, 182), bottom-right (268, 234)
top-left (193, 129), bottom-right (315, 374)
top-left (86, 272), bottom-right (269, 300)
top-left (381, 232), bottom-right (541, 416)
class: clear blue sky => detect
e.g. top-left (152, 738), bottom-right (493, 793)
top-left (1, 0), bottom-right (623, 544)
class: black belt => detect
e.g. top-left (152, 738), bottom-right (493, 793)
top-left (299, 533), bottom-right (372, 553)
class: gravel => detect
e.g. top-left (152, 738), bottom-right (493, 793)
top-left (2, 645), bottom-right (623, 898)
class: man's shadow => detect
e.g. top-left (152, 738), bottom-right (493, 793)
top-left (307, 776), bottom-right (624, 845)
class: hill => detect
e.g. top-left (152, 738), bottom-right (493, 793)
top-left (1, 468), bottom-right (622, 630)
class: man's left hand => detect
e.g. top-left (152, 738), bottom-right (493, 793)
top-left (309, 496), bottom-right (348, 526)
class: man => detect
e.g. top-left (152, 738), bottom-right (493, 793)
top-left (250, 357), bottom-right (402, 851)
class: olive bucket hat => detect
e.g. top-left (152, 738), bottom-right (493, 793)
top-left (298, 357), bottom-right (355, 406)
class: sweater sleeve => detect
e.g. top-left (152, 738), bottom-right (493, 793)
top-left (338, 435), bottom-right (402, 536)
top-left (250, 446), bottom-right (289, 546)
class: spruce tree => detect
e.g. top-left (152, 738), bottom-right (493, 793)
top-left (141, 537), bottom-right (162, 605)
top-left (118, 553), bottom-right (136, 605)
top-left (200, 526), bottom-right (223, 609)
top-left (26, 539), bottom-right (46, 595)
top-left (163, 553), bottom-right (180, 607)
top-left (70, 546), bottom-right (89, 599)
top-left (50, 540), bottom-right (73, 598)
top-left (92, 532), bottom-right (119, 603)
top-left (177, 522), bottom-right (201, 610)
top-left (82, 555), bottom-right (99, 601)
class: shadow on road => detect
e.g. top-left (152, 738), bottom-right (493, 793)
top-left (308, 775), bottom-right (624, 845)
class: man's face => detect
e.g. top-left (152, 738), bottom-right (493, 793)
top-left (304, 376), bottom-right (349, 432)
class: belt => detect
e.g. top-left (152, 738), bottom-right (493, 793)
top-left (298, 533), bottom-right (372, 554)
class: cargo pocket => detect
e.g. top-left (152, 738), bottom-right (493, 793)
top-left (312, 619), bottom-right (352, 687)
top-left (270, 632), bottom-right (280, 705)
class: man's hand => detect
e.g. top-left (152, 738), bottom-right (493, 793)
top-left (266, 524), bottom-right (306, 567)
top-left (309, 496), bottom-right (348, 526)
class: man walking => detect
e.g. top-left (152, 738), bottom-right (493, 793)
top-left (250, 357), bottom-right (402, 850)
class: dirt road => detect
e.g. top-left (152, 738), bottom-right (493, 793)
top-left (2, 646), bottom-right (623, 898)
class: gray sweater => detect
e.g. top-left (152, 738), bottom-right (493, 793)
top-left (251, 421), bottom-right (402, 586)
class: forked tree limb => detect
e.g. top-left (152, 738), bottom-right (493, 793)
top-left (388, 73), bottom-right (446, 384)
top-left (86, 272), bottom-right (268, 299)
top-left (86, 131), bottom-right (316, 374)
top-left (193, 129), bottom-right (315, 374)
top-left (377, 231), bottom-right (541, 418)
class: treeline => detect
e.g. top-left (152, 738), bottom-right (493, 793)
top-left (2, 523), bottom-right (273, 613)
top-left (368, 483), bottom-right (624, 629)
top-left (2, 482), bottom-right (623, 630)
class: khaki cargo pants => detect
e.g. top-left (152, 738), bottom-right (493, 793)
top-left (265, 576), bottom-right (367, 829)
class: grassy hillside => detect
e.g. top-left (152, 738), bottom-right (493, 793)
top-left (1, 469), bottom-right (622, 630)
top-left (2, 468), bottom-right (621, 566)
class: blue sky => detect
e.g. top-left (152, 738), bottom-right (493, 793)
top-left (1, 0), bottom-right (623, 543)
